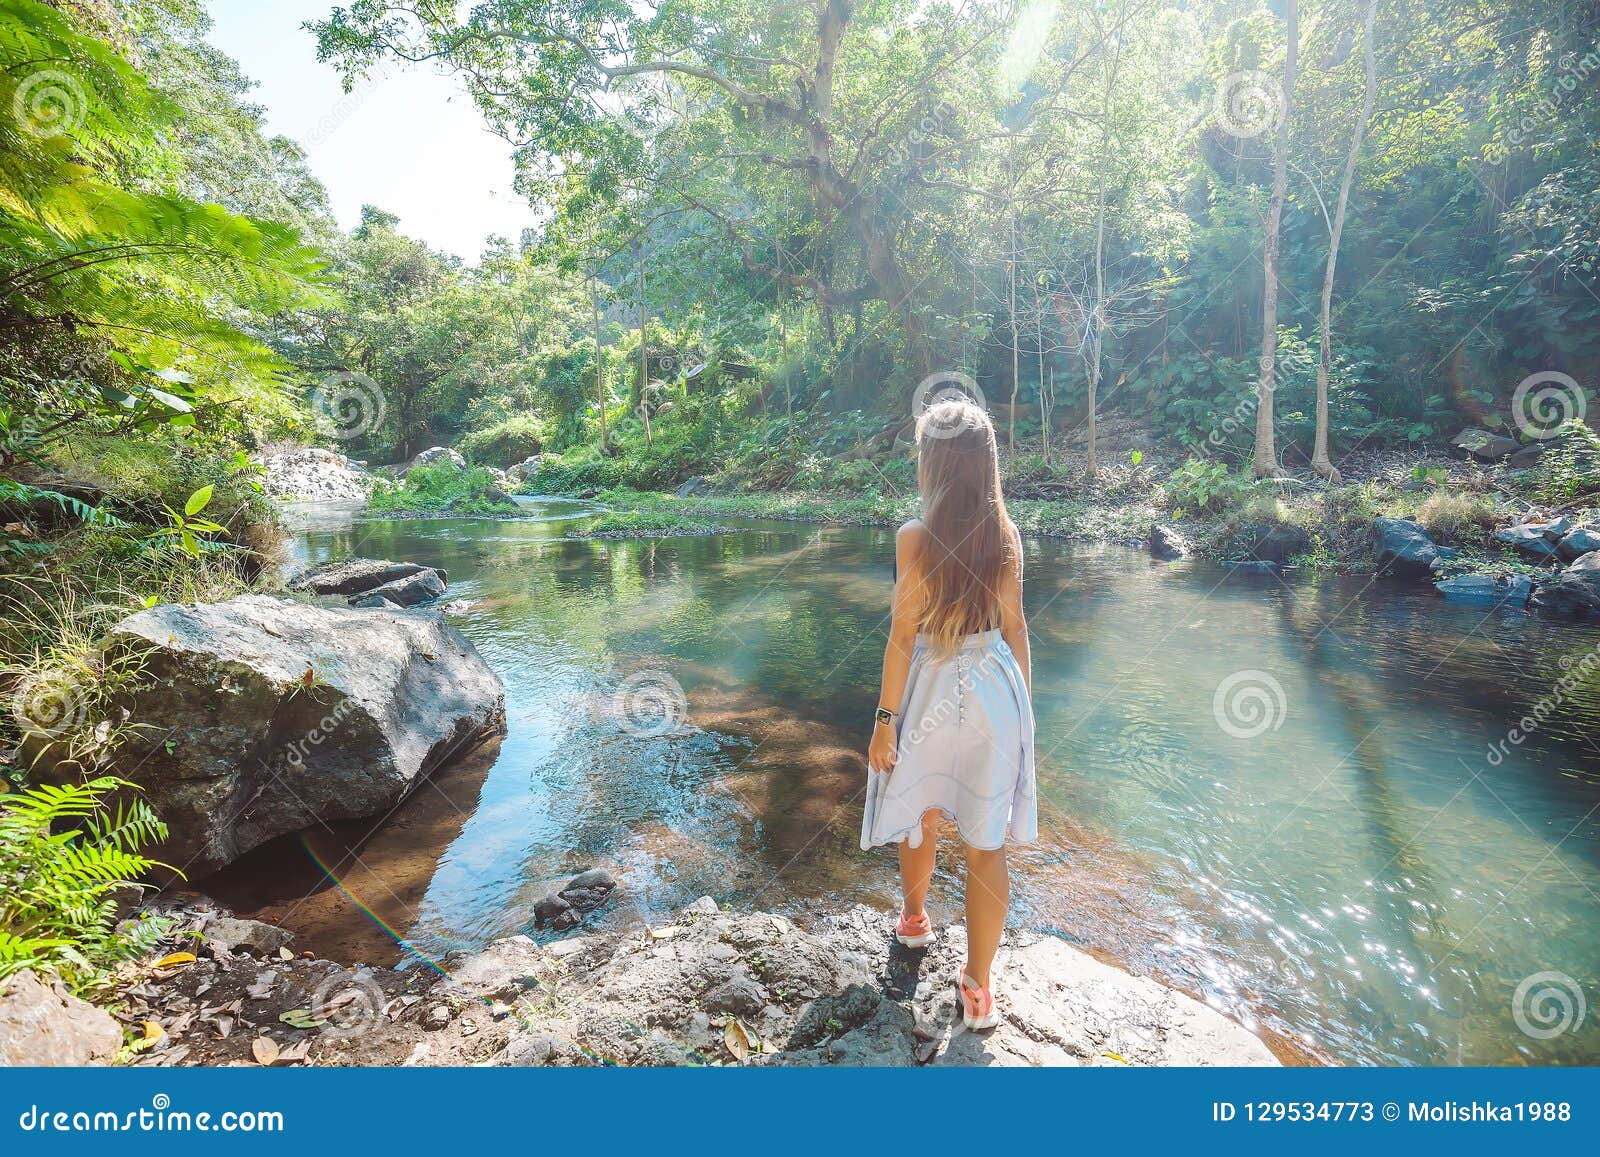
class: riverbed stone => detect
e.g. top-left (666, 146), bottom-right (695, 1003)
top-left (1531, 551), bottom-right (1600, 618)
top-left (1557, 525), bottom-right (1600, 561)
top-left (406, 446), bottom-right (466, 473)
top-left (290, 558), bottom-right (446, 596)
top-left (1148, 524), bottom-right (1189, 560)
top-left (204, 916), bottom-right (294, 958)
top-left (1497, 523), bottom-right (1560, 557)
top-left (1434, 573), bottom-right (1533, 606)
top-left (351, 568), bottom-right (447, 607)
top-left (1371, 517), bottom-right (1441, 576)
top-left (87, 594), bottom-right (505, 875)
top-left (0, 969), bottom-right (123, 1066)
top-left (1451, 427), bottom-right (1520, 461)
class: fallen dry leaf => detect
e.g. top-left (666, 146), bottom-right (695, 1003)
top-left (251, 1036), bottom-right (280, 1066)
top-left (724, 1018), bottom-right (755, 1061)
top-left (153, 952), bottom-right (197, 969)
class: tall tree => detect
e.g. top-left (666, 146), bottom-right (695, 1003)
top-left (1311, 0), bottom-right (1376, 484)
top-left (1252, 0), bottom-right (1297, 478)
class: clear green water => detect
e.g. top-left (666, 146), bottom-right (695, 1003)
top-left (262, 498), bottom-right (1600, 1066)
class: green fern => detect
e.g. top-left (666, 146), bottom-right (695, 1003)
top-left (0, 776), bottom-right (176, 993)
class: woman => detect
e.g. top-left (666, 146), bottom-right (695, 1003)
top-left (862, 396), bottom-right (1036, 1031)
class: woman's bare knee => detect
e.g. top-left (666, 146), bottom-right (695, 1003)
top-left (962, 843), bottom-right (1005, 867)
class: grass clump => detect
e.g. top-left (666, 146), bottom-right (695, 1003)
top-left (574, 509), bottom-right (729, 538)
top-left (369, 463), bottom-right (520, 515)
top-left (1414, 488), bottom-right (1504, 546)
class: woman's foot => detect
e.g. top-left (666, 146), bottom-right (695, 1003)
top-left (957, 970), bottom-right (998, 1030)
top-left (894, 909), bottom-right (935, 948)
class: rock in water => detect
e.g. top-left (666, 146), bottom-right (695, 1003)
top-left (1434, 573), bottom-right (1532, 606)
top-left (352, 569), bottom-right (446, 608)
top-left (1148, 524), bottom-right (1189, 560)
top-left (1532, 552), bottom-right (1600, 618)
top-left (99, 594), bottom-right (506, 875)
top-left (1371, 517), bottom-right (1441, 576)
top-left (0, 969), bottom-right (123, 1066)
top-left (290, 558), bottom-right (447, 597)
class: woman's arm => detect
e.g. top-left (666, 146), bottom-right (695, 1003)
top-left (867, 522), bottom-right (925, 774)
top-left (998, 523), bottom-right (1032, 697)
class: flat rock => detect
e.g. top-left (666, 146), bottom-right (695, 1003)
top-left (0, 969), bottom-right (123, 1066)
top-left (290, 558), bottom-right (446, 596)
top-left (488, 904), bottom-right (1277, 1069)
top-left (1434, 573), bottom-right (1532, 606)
top-left (205, 915), bottom-right (294, 957)
top-left (88, 594), bottom-right (505, 875)
top-left (1497, 523), bottom-right (1560, 557)
top-left (1451, 427), bottom-right (1520, 461)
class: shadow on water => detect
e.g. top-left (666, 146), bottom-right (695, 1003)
top-left (223, 500), bottom-right (1600, 1065)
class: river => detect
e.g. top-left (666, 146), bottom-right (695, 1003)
top-left (210, 497), bottom-right (1600, 1066)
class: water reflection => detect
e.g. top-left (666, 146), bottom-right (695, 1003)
top-left (219, 500), bottom-right (1600, 1065)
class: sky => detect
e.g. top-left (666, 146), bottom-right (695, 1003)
top-left (205, 1), bottom-right (537, 260)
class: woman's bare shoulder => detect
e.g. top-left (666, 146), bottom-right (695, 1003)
top-left (896, 518), bottom-right (927, 541)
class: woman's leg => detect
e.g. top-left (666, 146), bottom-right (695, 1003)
top-left (898, 811), bottom-right (940, 916)
top-left (961, 843), bottom-right (1009, 988)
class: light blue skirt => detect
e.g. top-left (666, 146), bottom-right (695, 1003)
top-left (861, 629), bottom-right (1037, 852)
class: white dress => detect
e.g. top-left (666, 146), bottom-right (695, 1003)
top-left (861, 628), bottom-right (1037, 851)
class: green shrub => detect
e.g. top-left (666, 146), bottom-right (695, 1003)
top-left (0, 777), bottom-right (175, 994)
top-left (369, 463), bottom-right (519, 514)
top-left (1162, 459), bottom-right (1255, 514)
top-left (1415, 488), bottom-right (1502, 545)
top-left (457, 413), bottom-right (547, 466)
top-left (1529, 420), bottom-right (1600, 503)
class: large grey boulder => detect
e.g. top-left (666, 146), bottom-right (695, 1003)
top-left (1497, 522), bottom-right (1561, 557)
top-left (100, 594), bottom-right (506, 875)
top-left (1371, 517), bottom-right (1440, 576)
top-left (0, 969), bottom-right (123, 1066)
top-left (1532, 552), bottom-right (1600, 618)
top-left (289, 558), bottom-right (447, 597)
top-left (404, 446), bottom-right (466, 474)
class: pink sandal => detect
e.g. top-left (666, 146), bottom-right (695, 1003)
top-left (894, 910), bottom-right (935, 948)
top-left (958, 970), bottom-right (998, 1030)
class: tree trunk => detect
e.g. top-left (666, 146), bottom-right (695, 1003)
top-left (1252, 0), bottom-right (1297, 479)
top-left (592, 272), bottom-right (607, 454)
top-left (637, 243), bottom-right (650, 447)
top-left (1312, 0), bottom-right (1375, 484)
top-left (1008, 134), bottom-right (1020, 452)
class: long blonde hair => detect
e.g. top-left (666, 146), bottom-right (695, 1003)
top-left (913, 398), bottom-right (1016, 656)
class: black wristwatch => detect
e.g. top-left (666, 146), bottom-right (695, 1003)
top-left (874, 706), bottom-right (896, 727)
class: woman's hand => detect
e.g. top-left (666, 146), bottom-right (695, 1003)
top-left (867, 718), bottom-right (898, 775)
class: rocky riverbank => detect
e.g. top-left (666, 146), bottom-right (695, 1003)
top-left (71, 896), bottom-right (1278, 1068)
